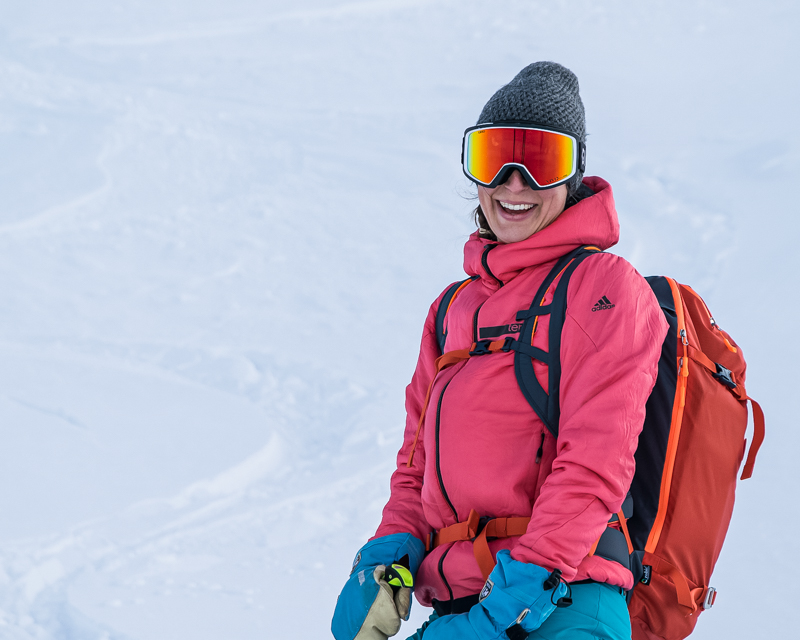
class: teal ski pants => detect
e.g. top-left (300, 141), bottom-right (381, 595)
top-left (405, 582), bottom-right (631, 640)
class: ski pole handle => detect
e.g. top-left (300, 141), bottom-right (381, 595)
top-left (383, 563), bottom-right (414, 593)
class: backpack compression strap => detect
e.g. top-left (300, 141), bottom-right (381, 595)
top-left (684, 343), bottom-right (766, 480)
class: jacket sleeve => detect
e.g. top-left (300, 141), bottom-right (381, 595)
top-left (371, 287), bottom-right (451, 545)
top-left (510, 254), bottom-right (668, 580)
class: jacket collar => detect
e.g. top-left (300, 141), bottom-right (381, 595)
top-left (463, 177), bottom-right (619, 288)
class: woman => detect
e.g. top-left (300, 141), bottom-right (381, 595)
top-left (332, 62), bottom-right (668, 640)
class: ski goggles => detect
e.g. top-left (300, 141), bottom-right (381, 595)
top-left (461, 123), bottom-right (585, 190)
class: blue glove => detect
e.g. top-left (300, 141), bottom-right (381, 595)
top-left (332, 533), bottom-right (425, 640)
top-left (417, 551), bottom-right (569, 639)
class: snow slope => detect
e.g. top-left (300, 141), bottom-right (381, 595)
top-left (0, 0), bottom-right (797, 638)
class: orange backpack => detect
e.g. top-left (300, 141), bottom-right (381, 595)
top-left (625, 274), bottom-right (764, 639)
top-left (435, 247), bottom-right (765, 640)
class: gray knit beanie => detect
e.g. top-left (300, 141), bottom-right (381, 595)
top-left (477, 61), bottom-right (586, 194)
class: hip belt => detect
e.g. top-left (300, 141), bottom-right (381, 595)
top-left (426, 499), bottom-right (634, 581)
top-left (426, 510), bottom-right (530, 581)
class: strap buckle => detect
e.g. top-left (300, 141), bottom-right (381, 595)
top-left (469, 340), bottom-right (493, 356)
top-left (465, 509), bottom-right (481, 539)
top-left (713, 363), bottom-right (737, 389)
top-left (703, 586), bottom-right (717, 610)
top-left (476, 516), bottom-right (493, 539)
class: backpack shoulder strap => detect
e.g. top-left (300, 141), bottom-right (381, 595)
top-left (435, 276), bottom-right (478, 355)
top-left (513, 246), bottom-right (603, 437)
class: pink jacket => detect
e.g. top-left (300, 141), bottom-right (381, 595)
top-left (374, 177), bottom-right (668, 607)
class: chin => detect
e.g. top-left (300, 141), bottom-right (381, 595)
top-left (497, 229), bottom-right (536, 244)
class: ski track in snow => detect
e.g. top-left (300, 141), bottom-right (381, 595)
top-left (0, 0), bottom-right (797, 638)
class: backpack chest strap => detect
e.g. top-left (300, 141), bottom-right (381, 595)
top-left (406, 338), bottom-right (528, 467)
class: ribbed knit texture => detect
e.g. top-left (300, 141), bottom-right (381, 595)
top-left (477, 61), bottom-right (586, 193)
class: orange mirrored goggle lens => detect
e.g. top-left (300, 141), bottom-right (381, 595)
top-left (464, 127), bottom-right (577, 188)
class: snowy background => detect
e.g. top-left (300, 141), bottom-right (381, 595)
top-left (0, 1), bottom-right (797, 638)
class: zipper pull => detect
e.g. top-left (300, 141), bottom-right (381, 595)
top-left (535, 433), bottom-right (545, 464)
top-left (711, 317), bottom-right (738, 353)
top-left (721, 334), bottom-right (738, 353)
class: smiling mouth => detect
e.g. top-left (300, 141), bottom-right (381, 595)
top-left (498, 201), bottom-right (536, 214)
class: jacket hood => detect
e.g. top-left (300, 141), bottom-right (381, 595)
top-left (463, 176), bottom-right (619, 286)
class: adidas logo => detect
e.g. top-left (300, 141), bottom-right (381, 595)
top-left (592, 295), bottom-right (615, 312)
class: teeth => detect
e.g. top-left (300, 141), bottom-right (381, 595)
top-left (500, 202), bottom-right (534, 211)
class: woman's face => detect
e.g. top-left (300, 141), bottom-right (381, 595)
top-left (478, 169), bottom-right (568, 244)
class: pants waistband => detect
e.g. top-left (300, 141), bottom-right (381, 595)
top-left (431, 581), bottom-right (625, 617)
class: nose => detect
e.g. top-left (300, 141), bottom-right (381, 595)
top-left (503, 169), bottom-right (528, 192)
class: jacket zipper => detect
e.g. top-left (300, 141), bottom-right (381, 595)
top-left (435, 380), bottom-right (458, 521)
top-left (535, 432), bottom-right (545, 464)
top-left (473, 244), bottom-right (500, 341)
top-left (481, 244), bottom-right (503, 287)
top-left (472, 302), bottom-right (485, 342)
top-left (437, 545), bottom-right (455, 603)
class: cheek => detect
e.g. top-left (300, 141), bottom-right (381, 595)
top-left (542, 187), bottom-right (568, 217)
top-left (477, 188), bottom-right (495, 218)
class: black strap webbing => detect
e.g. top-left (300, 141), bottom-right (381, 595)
top-left (435, 276), bottom-right (477, 355)
top-left (513, 246), bottom-right (601, 437)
